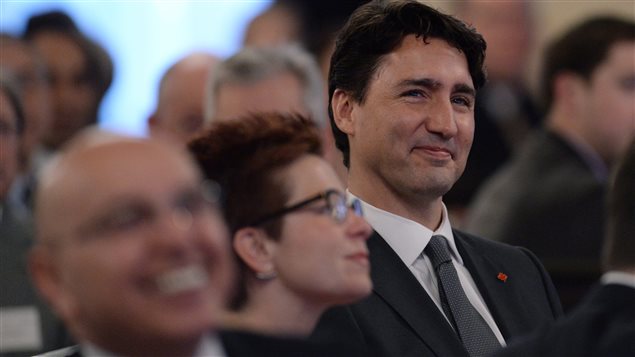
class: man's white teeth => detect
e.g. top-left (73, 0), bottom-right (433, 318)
top-left (156, 265), bottom-right (208, 295)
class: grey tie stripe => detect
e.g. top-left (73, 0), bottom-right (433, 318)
top-left (425, 235), bottom-right (501, 357)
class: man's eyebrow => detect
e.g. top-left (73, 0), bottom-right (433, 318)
top-left (397, 78), bottom-right (442, 90)
top-left (453, 83), bottom-right (476, 97)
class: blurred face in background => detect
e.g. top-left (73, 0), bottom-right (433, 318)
top-left (0, 38), bottom-right (51, 167)
top-left (31, 32), bottom-right (99, 150)
top-left (457, 0), bottom-right (532, 81)
top-left (149, 54), bottom-right (219, 144)
top-left (0, 88), bottom-right (20, 200)
top-left (213, 71), bottom-right (307, 121)
top-left (576, 41), bottom-right (635, 165)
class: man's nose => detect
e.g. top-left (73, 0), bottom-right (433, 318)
top-left (425, 99), bottom-right (458, 139)
top-left (150, 207), bottom-right (196, 257)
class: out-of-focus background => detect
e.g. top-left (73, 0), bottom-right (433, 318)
top-left (1, 0), bottom-right (632, 137)
top-left (1, 0), bottom-right (269, 135)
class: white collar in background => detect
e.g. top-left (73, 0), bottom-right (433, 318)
top-left (81, 333), bottom-right (226, 357)
top-left (601, 271), bottom-right (635, 289)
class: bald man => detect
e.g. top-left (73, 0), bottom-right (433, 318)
top-left (148, 52), bottom-right (219, 144)
top-left (30, 130), bottom-right (235, 356)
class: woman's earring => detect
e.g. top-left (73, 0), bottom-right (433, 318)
top-left (255, 271), bottom-right (277, 280)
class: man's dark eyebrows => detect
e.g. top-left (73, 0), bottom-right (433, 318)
top-left (453, 83), bottom-right (476, 97)
top-left (397, 78), bottom-right (442, 89)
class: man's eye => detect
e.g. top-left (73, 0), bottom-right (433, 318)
top-left (451, 96), bottom-right (473, 108)
top-left (174, 192), bottom-right (208, 216)
top-left (402, 89), bottom-right (425, 98)
top-left (99, 208), bottom-right (148, 233)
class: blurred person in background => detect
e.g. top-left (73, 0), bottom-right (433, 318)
top-left (466, 16), bottom-right (635, 311)
top-left (206, 45), bottom-right (324, 128)
top-left (24, 10), bottom-right (113, 155)
top-left (447, 0), bottom-right (542, 225)
top-left (241, 1), bottom-right (368, 181)
top-left (0, 70), bottom-right (69, 357)
top-left (492, 138), bottom-right (635, 357)
top-left (189, 113), bottom-right (372, 338)
top-left (204, 45), bottom-right (348, 180)
top-left (148, 52), bottom-right (220, 145)
top-left (0, 34), bottom-right (52, 221)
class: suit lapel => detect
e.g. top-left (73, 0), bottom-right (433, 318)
top-left (453, 230), bottom-right (526, 339)
top-left (368, 232), bottom-right (468, 357)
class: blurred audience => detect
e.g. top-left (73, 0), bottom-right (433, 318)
top-left (448, 0), bottom-right (542, 224)
top-left (0, 34), bottom-right (52, 221)
top-left (24, 10), bottom-right (113, 154)
top-left (493, 138), bottom-right (635, 357)
top-left (148, 51), bottom-right (219, 145)
top-left (189, 113), bottom-right (372, 337)
top-left (0, 70), bottom-right (69, 357)
top-left (466, 16), bottom-right (635, 310)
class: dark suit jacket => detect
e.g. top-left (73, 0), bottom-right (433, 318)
top-left (466, 130), bottom-right (606, 310)
top-left (0, 204), bottom-right (71, 357)
top-left (311, 230), bottom-right (563, 357)
top-left (492, 283), bottom-right (635, 357)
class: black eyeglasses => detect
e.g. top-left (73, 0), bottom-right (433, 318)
top-left (249, 189), bottom-right (363, 226)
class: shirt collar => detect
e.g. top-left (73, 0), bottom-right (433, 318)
top-left (601, 271), bottom-right (635, 289)
top-left (81, 333), bottom-right (226, 357)
top-left (348, 191), bottom-right (462, 267)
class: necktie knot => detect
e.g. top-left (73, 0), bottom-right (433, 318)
top-left (425, 235), bottom-right (452, 269)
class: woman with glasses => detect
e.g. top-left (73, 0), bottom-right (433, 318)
top-left (188, 113), bottom-right (372, 337)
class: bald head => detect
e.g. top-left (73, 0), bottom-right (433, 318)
top-left (36, 131), bottom-right (198, 242)
top-left (149, 52), bottom-right (220, 144)
top-left (31, 130), bottom-right (233, 356)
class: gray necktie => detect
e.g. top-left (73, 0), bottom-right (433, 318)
top-left (425, 235), bottom-right (501, 357)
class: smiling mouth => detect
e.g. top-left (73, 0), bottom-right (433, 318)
top-left (155, 265), bottom-right (209, 295)
top-left (413, 146), bottom-right (453, 160)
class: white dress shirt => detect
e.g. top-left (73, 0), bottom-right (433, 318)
top-left (350, 192), bottom-right (506, 345)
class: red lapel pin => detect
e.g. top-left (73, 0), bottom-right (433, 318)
top-left (497, 272), bottom-right (508, 283)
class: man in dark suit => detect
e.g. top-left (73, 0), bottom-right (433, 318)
top-left (493, 139), bottom-right (635, 357)
top-left (310, 1), bottom-right (562, 356)
top-left (466, 17), bottom-right (635, 311)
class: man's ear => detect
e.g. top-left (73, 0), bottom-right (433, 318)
top-left (232, 227), bottom-right (275, 277)
top-left (331, 89), bottom-right (356, 136)
top-left (29, 246), bottom-right (74, 321)
top-left (554, 72), bottom-right (586, 112)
